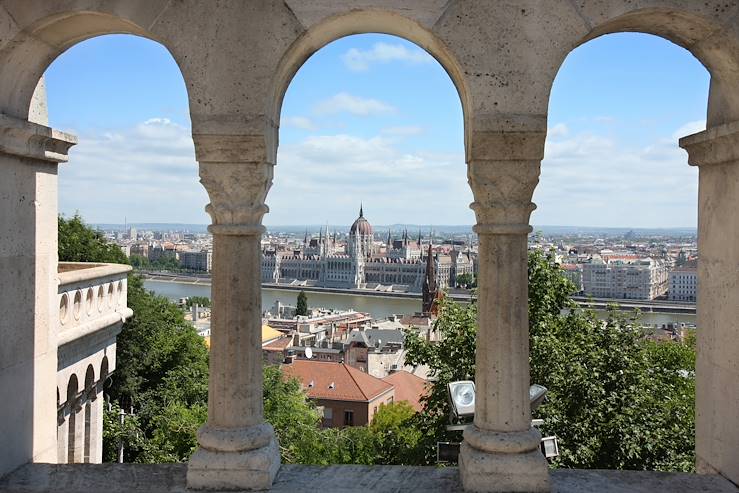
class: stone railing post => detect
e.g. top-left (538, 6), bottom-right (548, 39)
top-left (680, 122), bottom-right (739, 485)
top-left (0, 113), bottom-right (76, 476)
top-left (459, 130), bottom-right (550, 492)
top-left (186, 134), bottom-right (280, 490)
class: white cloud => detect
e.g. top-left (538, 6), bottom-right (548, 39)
top-left (282, 116), bottom-right (318, 131)
top-left (381, 126), bottom-right (424, 137)
top-left (342, 42), bottom-right (434, 72)
top-left (313, 92), bottom-right (396, 116)
top-left (671, 120), bottom-right (705, 141)
top-left (59, 118), bottom-right (209, 224)
top-left (534, 121), bottom-right (700, 228)
top-left (269, 132), bottom-right (472, 225)
top-left (547, 123), bottom-right (569, 138)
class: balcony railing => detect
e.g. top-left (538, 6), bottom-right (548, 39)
top-left (57, 263), bottom-right (133, 347)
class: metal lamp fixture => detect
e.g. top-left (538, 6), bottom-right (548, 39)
top-left (447, 380), bottom-right (475, 418)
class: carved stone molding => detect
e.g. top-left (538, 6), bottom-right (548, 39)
top-left (468, 159), bottom-right (540, 232)
top-left (0, 113), bottom-right (77, 163)
top-left (679, 120), bottom-right (739, 167)
top-left (199, 161), bottom-right (273, 232)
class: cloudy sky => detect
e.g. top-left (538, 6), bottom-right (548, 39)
top-left (46, 32), bottom-right (708, 228)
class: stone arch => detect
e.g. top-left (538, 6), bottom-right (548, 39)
top-left (552, 6), bottom-right (739, 127)
top-left (100, 356), bottom-right (109, 389)
top-left (0, 6), bottom-right (191, 122)
top-left (270, 10), bottom-right (471, 146)
top-left (83, 365), bottom-right (94, 463)
top-left (65, 374), bottom-right (78, 464)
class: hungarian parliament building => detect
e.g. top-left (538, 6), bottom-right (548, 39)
top-left (261, 206), bottom-right (475, 292)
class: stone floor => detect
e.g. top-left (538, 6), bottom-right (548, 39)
top-left (1, 463), bottom-right (737, 493)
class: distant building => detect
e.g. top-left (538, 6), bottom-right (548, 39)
top-left (581, 255), bottom-right (668, 300)
top-left (261, 205), bottom-right (473, 293)
top-left (669, 267), bottom-right (697, 302)
top-left (282, 360), bottom-right (395, 427)
top-left (179, 250), bottom-right (212, 272)
top-left (560, 264), bottom-right (583, 293)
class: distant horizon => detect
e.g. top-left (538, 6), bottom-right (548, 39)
top-left (90, 221), bottom-right (698, 232)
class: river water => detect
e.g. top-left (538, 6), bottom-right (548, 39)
top-left (143, 279), bottom-right (697, 327)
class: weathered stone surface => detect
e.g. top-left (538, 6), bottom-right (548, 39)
top-left (3, 2), bottom-right (739, 490)
top-left (1, 464), bottom-right (738, 493)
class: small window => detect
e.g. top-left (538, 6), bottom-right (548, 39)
top-left (344, 410), bottom-right (354, 426)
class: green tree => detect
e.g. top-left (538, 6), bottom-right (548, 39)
top-left (455, 273), bottom-right (476, 288)
top-left (185, 296), bottom-right (211, 308)
top-left (370, 401), bottom-right (422, 464)
top-left (59, 213), bottom-right (128, 264)
top-left (405, 250), bottom-right (696, 472)
top-left (129, 254), bottom-right (149, 269)
top-left (296, 290), bottom-right (308, 316)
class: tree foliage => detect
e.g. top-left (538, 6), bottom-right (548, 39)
top-left (296, 290), bottom-right (308, 316)
top-left (185, 296), bottom-right (212, 308)
top-left (405, 249), bottom-right (696, 472)
top-left (455, 273), bottom-right (476, 288)
top-left (59, 213), bottom-right (128, 264)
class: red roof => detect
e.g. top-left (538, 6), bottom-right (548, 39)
top-left (382, 371), bottom-right (428, 412)
top-left (283, 360), bottom-right (392, 402)
top-left (262, 336), bottom-right (292, 352)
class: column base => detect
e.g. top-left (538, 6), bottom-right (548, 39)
top-left (186, 425), bottom-right (281, 491)
top-left (459, 427), bottom-right (550, 493)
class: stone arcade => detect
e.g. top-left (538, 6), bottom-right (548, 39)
top-left (1, 2), bottom-right (739, 492)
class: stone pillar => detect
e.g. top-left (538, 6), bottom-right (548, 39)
top-left (0, 114), bottom-right (76, 476)
top-left (459, 130), bottom-right (550, 492)
top-left (187, 134), bottom-right (280, 490)
top-left (680, 122), bottom-right (739, 485)
top-left (57, 405), bottom-right (68, 463)
top-left (92, 383), bottom-right (104, 463)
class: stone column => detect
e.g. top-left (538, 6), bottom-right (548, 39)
top-left (187, 135), bottom-right (280, 490)
top-left (0, 114), bottom-right (76, 476)
top-left (680, 122), bottom-right (739, 485)
top-left (459, 130), bottom-right (550, 492)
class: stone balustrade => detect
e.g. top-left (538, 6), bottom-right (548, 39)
top-left (55, 262), bottom-right (133, 464)
top-left (57, 263), bottom-right (133, 346)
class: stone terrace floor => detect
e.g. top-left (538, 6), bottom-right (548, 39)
top-left (1, 464), bottom-right (738, 493)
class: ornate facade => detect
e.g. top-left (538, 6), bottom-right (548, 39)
top-left (261, 206), bottom-right (473, 292)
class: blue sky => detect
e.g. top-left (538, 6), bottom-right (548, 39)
top-left (47, 32), bottom-right (708, 228)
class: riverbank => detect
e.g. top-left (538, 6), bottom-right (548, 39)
top-left (140, 271), bottom-right (696, 315)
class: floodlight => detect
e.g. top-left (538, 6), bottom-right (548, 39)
top-left (540, 436), bottom-right (560, 459)
top-left (447, 380), bottom-right (475, 418)
top-left (529, 384), bottom-right (548, 412)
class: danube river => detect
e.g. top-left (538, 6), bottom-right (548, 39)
top-left (143, 279), bottom-right (697, 327)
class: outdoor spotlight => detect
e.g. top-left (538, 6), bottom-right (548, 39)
top-left (540, 435), bottom-right (560, 459)
top-left (447, 380), bottom-right (475, 418)
top-left (529, 384), bottom-right (548, 412)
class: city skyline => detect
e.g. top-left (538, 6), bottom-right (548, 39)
top-left (48, 32), bottom-right (708, 228)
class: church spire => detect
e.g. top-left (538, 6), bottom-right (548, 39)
top-left (422, 242), bottom-right (437, 314)
top-left (359, 202), bottom-right (364, 218)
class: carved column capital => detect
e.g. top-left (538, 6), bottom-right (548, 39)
top-left (194, 134), bottom-right (274, 236)
top-left (467, 131), bottom-right (545, 234)
top-left (679, 121), bottom-right (739, 167)
top-left (0, 113), bottom-right (77, 163)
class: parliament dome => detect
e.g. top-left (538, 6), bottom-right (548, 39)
top-left (350, 205), bottom-right (373, 236)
